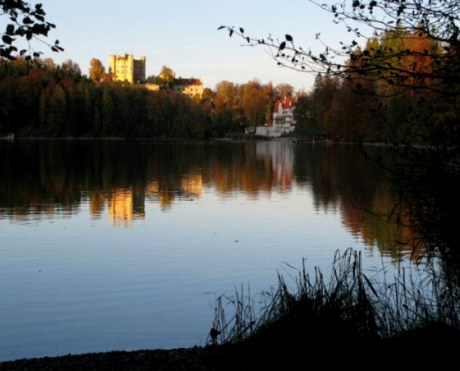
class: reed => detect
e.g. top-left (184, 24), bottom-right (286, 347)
top-left (209, 248), bottom-right (460, 348)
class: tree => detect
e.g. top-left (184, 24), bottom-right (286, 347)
top-left (48, 83), bottom-right (67, 136)
top-left (145, 75), bottom-right (160, 84)
top-left (158, 65), bottom-right (175, 87)
top-left (293, 94), bottom-right (311, 129)
top-left (89, 58), bottom-right (106, 82)
top-left (61, 59), bottom-right (81, 77)
top-left (212, 81), bottom-right (243, 134)
top-left (241, 80), bottom-right (266, 126)
top-left (201, 87), bottom-right (212, 101)
top-left (101, 86), bottom-right (113, 135)
top-left (43, 57), bottom-right (55, 69)
top-left (1, 0), bottom-right (63, 60)
top-left (274, 83), bottom-right (294, 98)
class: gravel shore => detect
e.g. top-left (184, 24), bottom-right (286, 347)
top-left (0, 347), bottom-right (221, 371)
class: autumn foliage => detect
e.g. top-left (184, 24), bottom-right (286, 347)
top-left (297, 27), bottom-right (459, 144)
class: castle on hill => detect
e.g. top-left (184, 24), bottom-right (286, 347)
top-left (108, 54), bottom-right (203, 99)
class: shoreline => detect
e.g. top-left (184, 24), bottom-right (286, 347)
top-left (1, 135), bottom-right (442, 149)
top-left (0, 347), bottom-right (215, 370)
top-left (2, 325), bottom-right (460, 370)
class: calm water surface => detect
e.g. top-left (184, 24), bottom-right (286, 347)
top-left (0, 140), bottom-right (415, 361)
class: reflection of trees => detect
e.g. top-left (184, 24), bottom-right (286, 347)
top-left (0, 141), bottom-right (83, 219)
top-left (0, 141), bottom-right (425, 259)
top-left (394, 151), bottom-right (460, 278)
top-left (90, 192), bottom-right (105, 218)
top-left (0, 141), bottom-right (149, 222)
top-left (293, 143), bottom-right (425, 259)
top-left (1, 141), bottom-right (297, 219)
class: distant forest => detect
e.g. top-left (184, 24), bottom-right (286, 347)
top-left (1, 25), bottom-right (458, 144)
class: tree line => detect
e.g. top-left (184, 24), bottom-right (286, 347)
top-left (0, 58), bottom-right (208, 138)
top-left (3, 23), bottom-right (459, 144)
top-left (0, 57), bottom-right (297, 139)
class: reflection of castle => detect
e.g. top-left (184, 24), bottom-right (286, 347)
top-left (145, 172), bottom-right (203, 210)
top-left (256, 142), bottom-right (294, 189)
top-left (108, 189), bottom-right (145, 227)
top-left (89, 189), bottom-right (145, 227)
top-left (181, 172), bottom-right (202, 197)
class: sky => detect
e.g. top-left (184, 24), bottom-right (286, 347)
top-left (36, 0), bottom-right (353, 92)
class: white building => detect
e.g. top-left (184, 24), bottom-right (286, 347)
top-left (272, 95), bottom-right (297, 134)
top-left (255, 96), bottom-right (297, 137)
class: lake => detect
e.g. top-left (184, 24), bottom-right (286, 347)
top-left (0, 140), bottom-right (417, 361)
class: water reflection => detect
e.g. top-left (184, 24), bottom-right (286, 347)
top-left (0, 140), bottom-right (420, 258)
top-left (1, 140), bottom-right (436, 362)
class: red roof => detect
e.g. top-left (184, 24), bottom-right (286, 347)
top-left (274, 96), bottom-right (297, 112)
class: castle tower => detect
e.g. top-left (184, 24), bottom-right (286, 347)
top-left (109, 54), bottom-right (146, 83)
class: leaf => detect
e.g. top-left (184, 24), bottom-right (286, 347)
top-left (23, 16), bottom-right (34, 24)
top-left (2, 35), bottom-right (14, 45)
top-left (6, 24), bottom-right (15, 35)
top-left (285, 34), bottom-right (293, 42)
top-left (279, 41), bottom-right (286, 50)
top-left (229, 29), bottom-right (233, 37)
top-left (217, 25), bottom-right (225, 30)
top-left (239, 27), bottom-right (244, 34)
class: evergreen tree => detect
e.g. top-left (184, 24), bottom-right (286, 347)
top-left (101, 87), bottom-right (113, 136)
top-left (48, 84), bottom-right (67, 136)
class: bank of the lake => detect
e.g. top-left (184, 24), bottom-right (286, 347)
top-left (1, 325), bottom-right (459, 370)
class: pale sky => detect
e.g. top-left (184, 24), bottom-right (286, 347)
top-left (38, 0), bottom-right (352, 92)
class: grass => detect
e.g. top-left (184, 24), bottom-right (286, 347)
top-left (208, 249), bottom-right (460, 368)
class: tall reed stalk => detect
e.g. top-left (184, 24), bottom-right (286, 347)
top-left (209, 248), bottom-right (460, 346)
